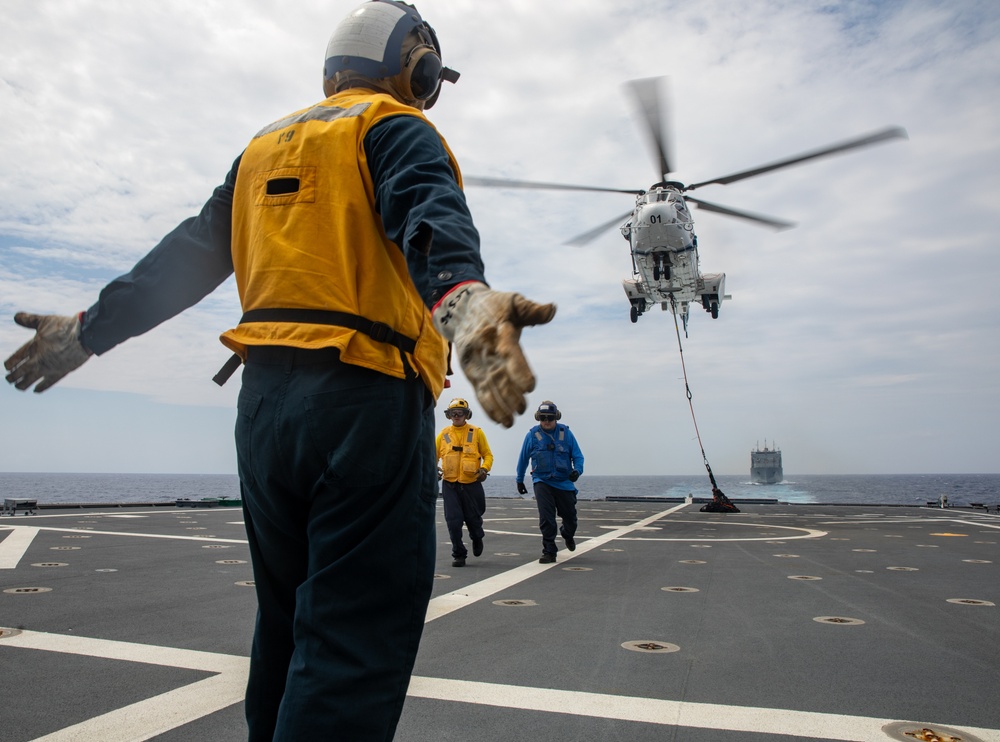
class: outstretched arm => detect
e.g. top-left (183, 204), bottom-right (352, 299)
top-left (5, 154), bottom-right (242, 393)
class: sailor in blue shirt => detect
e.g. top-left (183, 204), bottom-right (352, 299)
top-left (515, 400), bottom-right (585, 563)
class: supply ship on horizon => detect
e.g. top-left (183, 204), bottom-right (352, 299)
top-left (751, 441), bottom-right (783, 484)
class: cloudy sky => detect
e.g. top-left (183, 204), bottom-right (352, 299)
top-left (2, 0), bottom-right (997, 476)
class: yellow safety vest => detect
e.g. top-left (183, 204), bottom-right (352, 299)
top-left (437, 424), bottom-right (493, 484)
top-left (220, 90), bottom-right (457, 397)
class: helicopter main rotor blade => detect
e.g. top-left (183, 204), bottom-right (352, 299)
top-left (566, 209), bottom-right (635, 247)
top-left (464, 175), bottom-right (642, 196)
top-left (686, 196), bottom-right (796, 231)
top-left (626, 77), bottom-right (673, 181)
top-left (685, 126), bottom-right (908, 190)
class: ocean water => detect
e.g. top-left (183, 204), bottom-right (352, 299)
top-left (1, 471), bottom-right (998, 507)
top-left (0, 472), bottom-right (241, 505)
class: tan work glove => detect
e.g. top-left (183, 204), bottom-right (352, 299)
top-left (4, 312), bottom-right (93, 393)
top-left (433, 282), bottom-right (556, 428)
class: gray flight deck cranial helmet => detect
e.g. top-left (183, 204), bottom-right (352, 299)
top-left (323, 0), bottom-right (460, 109)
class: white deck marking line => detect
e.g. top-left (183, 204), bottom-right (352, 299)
top-left (3, 508), bottom-right (243, 520)
top-left (0, 525), bottom-right (39, 569)
top-left (406, 676), bottom-right (1000, 742)
top-left (1, 524), bottom-right (247, 544)
top-left (6, 629), bottom-right (998, 742)
top-left (425, 504), bottom-right (687, 623)
top-left (4, 628), bottom-right (245, 670)
top-left (32, 672), bottom-right (246, 742)
top-left (5, 630), bottom-right (998, 742)
top-left (822, 518), bottom-right (1000, 530)
top-left (950, 519), bottom-right (1000, 530)
top-left (0, 629), bottom-right (249, 742)
top-left (484, 521), bottom-right (827, 542)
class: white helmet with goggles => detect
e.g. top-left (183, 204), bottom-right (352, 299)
top-left (323, 0), bottom-right (460, 109)
top-left (534, 401), bottom-right (561, 421)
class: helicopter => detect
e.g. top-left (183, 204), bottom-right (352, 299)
top-left (465, 78), bottom-right (907, 327)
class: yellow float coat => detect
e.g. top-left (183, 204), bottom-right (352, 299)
top-left (221, 90), bottom-right (457, 397)
top-left (437, 424), bottom-right (494, 484)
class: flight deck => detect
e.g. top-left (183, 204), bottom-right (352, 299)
top-left (2, 499), bottom-right (998, 741)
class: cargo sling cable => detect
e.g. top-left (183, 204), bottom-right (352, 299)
top-left (669, 295), bottom-right (719, 492)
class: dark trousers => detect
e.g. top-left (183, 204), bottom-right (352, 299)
top-left (440, 479), bottom-right (486, 558)
top-left (532, 481), bottom-right (578, 555)
top-left (236, 347), bottom-right (437, 741)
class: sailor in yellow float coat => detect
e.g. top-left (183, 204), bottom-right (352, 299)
top-left (437, 398), bottom-right (493, 566)
top-left (3, 3), bottom-right (557, 739)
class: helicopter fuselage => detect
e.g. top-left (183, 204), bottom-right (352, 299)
top-left (622, 185), bottom-right (725, 323)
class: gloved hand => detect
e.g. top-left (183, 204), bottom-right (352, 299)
top-left (516, 481), bottom-right (528, 496)
top-left (5, 312), bottom-right (93, 393)
top-left (476, 468), bottom-right (489, 483)
top-left (437, 467), bottom-right (443, 481)
top-left (569, 470), bottom-right (580, 482)
top-left (433, 282), bottom-right (555, 428)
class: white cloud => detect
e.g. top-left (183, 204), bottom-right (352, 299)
top-left (1, 0), bottom-right (998, 475)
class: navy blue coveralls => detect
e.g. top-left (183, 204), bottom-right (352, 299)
top-left (440, 479), bottom-right (486, 558)
top-left (515, 424), bottom-right (585, 556)
top-left (79, 114), bottom-right (486, 741)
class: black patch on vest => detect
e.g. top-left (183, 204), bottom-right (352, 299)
top-left (266, 177), bottom-right (300, 195)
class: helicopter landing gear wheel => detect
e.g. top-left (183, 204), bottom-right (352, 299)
top-left (630, 304), bottom-right (639, 323)
top-left (710, 302), bottom-right (719, 319)
top-left (652, 265), bottom-right (660, 281)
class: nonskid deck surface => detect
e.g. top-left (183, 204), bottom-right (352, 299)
top-left (1, 500), bottom-right (998, 741)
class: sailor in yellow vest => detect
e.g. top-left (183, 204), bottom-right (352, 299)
top-left (4, 2), bottom-right (556, 739)
top-left (437, 398), bottom-right (493, 567)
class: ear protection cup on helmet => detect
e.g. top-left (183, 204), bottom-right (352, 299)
top-left (401, 45), bottom-right (444, 103)
top-left (409, 21), bottom-right (459, 109)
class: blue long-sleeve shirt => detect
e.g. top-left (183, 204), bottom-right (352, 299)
top-left (515, 424), bottom-right (585, 492)
top-left (80, 114), bottom-right (486, 355)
